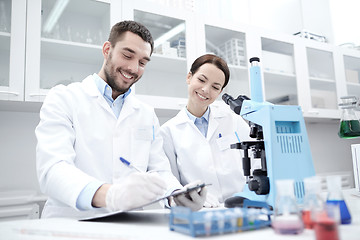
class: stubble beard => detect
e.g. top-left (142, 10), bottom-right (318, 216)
top-left (104, 53), bottom-right (141, 95)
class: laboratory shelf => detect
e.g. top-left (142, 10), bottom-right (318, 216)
top-left (146, 54), bottom-right (187, 73)
top-left (40, 38), bottom-right (103, 65)
top-left (309, 77), bottom-right (336, 91)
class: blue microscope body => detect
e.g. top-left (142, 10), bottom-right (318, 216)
top-left (223, 57), bottom-right (315, 209)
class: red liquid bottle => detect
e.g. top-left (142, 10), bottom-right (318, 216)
top-left (314, 213), bottom-right (339, 240)
top-left (302, 177), bottom-right (324, 229)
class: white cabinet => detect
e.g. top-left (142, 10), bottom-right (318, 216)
top-left (1, 0), bottom-right (359, 121)
top-left (341, 49), bottom-right (360, 97)
top-left (120, 0), bottom-right (197, 110)
top-left (260, 33), bottom-right (298, 106)
top-left (297, 40), bottom-right (342, 119)
top-left (196, 18), bottom-right (251, 99)
top-left (0, 0), bottom-right (26, 101)
top-left (25, 0), bottom-right (110, 102)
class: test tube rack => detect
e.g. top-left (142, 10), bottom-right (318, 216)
top-left (169, 200), bottom-right (272, 237)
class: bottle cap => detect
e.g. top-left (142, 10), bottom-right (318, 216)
top-left (276, 179), bottom-right (295, 197)
top-left (326, 175), bottom-right (341, 192)
top-left (304, 176), bottom-right (322, 194)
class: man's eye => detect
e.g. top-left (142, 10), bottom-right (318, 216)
top-left (123, 54), bottom-right (131, 59)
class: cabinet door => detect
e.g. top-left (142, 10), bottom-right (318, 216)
top-left (343, 53), bottom-right (360, 97)
top-left (25, 0), bottom-right (110, 102)
top-left (305, 44), bottom-right (341, 118)
top-left (205, 25), bottom-right (249, 100)
top-left (261, 36), bottom-right (298, 106)
top-left (0, 0), bottom-right (26, 101)
top-left (121, 0), bottom-right (196, 110)
top-left (194, 18), bottom-right (251, 103)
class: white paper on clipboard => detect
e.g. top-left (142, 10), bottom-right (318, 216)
top-left (80, 183), bottom-right (209, 221)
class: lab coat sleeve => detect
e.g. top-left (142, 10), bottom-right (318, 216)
top-left (159, 123), bottom-right (181, 182)
top-left (147, 114), bottom-right (182, 193)
top-left (35, 86), bottom-right (98, 210)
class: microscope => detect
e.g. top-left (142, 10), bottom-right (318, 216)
top-left (223, 57), bottom-right (315, 209)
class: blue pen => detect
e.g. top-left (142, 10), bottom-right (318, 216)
top-left (235, 131), bottom-right (241, 143)
top-left (120, 157), bottom-right (143, 172)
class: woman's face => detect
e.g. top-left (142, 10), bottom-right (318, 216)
top-left (186, 63), bottom-right (225, 108)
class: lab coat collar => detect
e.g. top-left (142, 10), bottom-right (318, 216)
top-left (175, 105), bottom-right (227, 140)
top-left (81, 75), bottom-right (140, 120)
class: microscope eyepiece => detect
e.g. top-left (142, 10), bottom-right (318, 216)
top-left (249, 57), bottom-right (260, 63)
top-left (222, 93), bottom-right (250, 115)
top-left (222, 93), bottom-right (234, 105)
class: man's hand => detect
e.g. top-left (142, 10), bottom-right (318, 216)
top-left (172, 180), bottom-right (207, 211)
top-left (105, 172), bottom-right (167, 211)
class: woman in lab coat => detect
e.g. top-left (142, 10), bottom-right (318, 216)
top-left (160, 54), bottom-right (250, 206)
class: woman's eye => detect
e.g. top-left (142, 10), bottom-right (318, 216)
top-left (198, 78), bottom-right (205, 83)
top-left (213, 86), bottom-right (220, 90)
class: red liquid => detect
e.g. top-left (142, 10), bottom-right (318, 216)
top-left (314, 215), bottom-right (339, 240)
top-left (302, 210), bottom-right (314, 229)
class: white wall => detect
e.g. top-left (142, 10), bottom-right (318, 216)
top-left (0, 111), bottom-right (41, 193)
top-left (306, 121), bottom-right (359, 183)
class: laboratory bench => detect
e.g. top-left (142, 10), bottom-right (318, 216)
top-left (0, 189), bottom-right (359, 240)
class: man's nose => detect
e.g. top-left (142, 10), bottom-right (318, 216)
top-left (127, 59), bottom-right (139, 73)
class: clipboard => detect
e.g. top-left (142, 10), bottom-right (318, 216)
top-left (80, 182), bottom-right (210, 221)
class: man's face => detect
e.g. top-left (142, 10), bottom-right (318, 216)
top-left (102, 31), bottom-right (151, 96)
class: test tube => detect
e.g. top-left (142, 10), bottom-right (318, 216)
top-left (216, 212), bottom-right (225, 235)
top-left (204, 212), bottom-right (213, 236)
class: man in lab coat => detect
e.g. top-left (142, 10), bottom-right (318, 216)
top-left (35, 21), bottom-right (206, 219)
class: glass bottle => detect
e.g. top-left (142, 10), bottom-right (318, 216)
top-left (272, 179), bottom-right (304, 234)
top-left (326, 175), bottom-right (351, 224)
top-left (302, 177), bottom-right (324, 229)
top-left (338, 96), bottom-right (360, 139)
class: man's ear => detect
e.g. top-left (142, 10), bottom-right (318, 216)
top-left (102, 41), bottom-right (111, 58)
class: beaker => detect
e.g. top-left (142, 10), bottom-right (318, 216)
top-left (326, 175), bottom-right (351, 224)
top-left (272, 179), bottom-right (303, 234)
top-left (338, 96), bottom-right (360, 139)
top-left (302, 177), bottom-right (324, 229)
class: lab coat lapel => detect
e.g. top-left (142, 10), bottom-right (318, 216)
top-left (82, 75), bottom-right (115, 117)
top-left (207, 106), bottom-right (226, 140)
top-left (176, 108), bottom-right (203, 134)
top-left (117, 94), bottom-right (138, 123)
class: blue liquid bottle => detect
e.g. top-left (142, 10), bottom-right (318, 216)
top-left (326, 175), bottom-right (351, 224)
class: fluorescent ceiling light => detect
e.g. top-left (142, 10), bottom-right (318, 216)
top-left (154, 22), bottom-right (185, 48)
top-left (43, 0), bottom-right (69, 33)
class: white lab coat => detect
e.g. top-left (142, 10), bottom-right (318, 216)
top-left (35, 75), bottom-right (181, 219)
top-left (160, 106), bottom-right (251, 203)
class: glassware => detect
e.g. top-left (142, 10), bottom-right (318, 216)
top-left (302, 177), bottom-right (324, 229)
top-left (326, 175), bottom-right (351, 224)
top-left (314, 204), bottom-right (340, 240)
top-left (272, 179), bottom-right (304, 234)
top-left (338, 96), bottom-right (360, 139)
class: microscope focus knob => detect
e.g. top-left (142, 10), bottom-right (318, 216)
top-left (248, 175), bottom-right (270, 195)
top-left (248, 180), bottom-right (259, 191)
